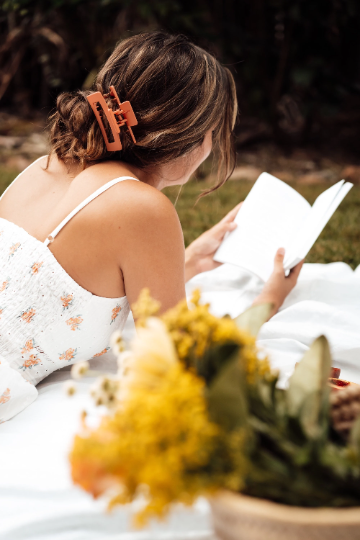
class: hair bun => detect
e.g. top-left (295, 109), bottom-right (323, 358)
top-left (56, 91), bottom-right (93, 138)
top-left (49, 90), bottom-right (109, 166)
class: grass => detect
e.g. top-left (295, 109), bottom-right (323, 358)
top-left (164, 179), bottom-right (360, 269)
top-left (1, 166), bottom-right (359, 269)
top-left (0, 167), bottom-right (19, 195)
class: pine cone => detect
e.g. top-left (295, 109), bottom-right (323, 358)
top-left (330, 384), bottom-right (360, 438)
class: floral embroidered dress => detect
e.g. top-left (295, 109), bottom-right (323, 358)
top-left (0, 157), bottom-right (137, 422)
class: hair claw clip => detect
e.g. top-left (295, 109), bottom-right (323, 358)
top-left (87, 85), bottom-right (138, 151)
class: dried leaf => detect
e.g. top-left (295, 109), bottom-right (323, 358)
top-left (287, 335), bottom-right (331, 438)
top-left (206, 354), bottom-right (247, 431)
top-left (235, 303), bottom-right (273, 336)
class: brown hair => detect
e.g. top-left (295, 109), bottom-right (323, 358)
top-left (49, 32), bottom-right (238, 192)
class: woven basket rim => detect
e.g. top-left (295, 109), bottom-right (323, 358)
top-left (209, 490), bottom-right (360, 525)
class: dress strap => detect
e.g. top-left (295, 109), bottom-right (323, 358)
top-left (0, 155), bottom-right (47, 201)
top-left (44, 176), bottom-right (139, 247)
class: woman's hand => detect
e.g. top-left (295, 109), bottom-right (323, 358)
top-left (184, 203), bottom-right (242, 281)
top-left (253, 248), bottom-right (304, 319)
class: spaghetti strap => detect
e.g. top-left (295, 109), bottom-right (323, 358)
top-left (0, 155), bottom-right (47, 201)
top-left (44, 176), bottom-right (139, 246)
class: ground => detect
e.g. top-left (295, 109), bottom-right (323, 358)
top-left (1, 112), bottom-right (359, 269)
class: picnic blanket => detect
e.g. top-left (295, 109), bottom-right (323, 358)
top-left (187, 261), bottom-right (360, 386)
top-left (1, 261), bottom-right (360, 539)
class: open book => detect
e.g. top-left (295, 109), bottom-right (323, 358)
top-left (214, 173), bottom-right (353, 282)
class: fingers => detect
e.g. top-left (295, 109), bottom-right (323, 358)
top-left (221, 202), bottom-right (243, 223)
top-left (273, 247), bottom-right (285, 273)
top-left (289, 259), bottom-right (304, 281)
top-left (218, 221), bottom-right (237, 240)
top-left (273, 249), bottom-right (304, 281)
top-left (223, 221), bottom-right (237, 232)
top-left (212, 220), bottom-right (237, 240)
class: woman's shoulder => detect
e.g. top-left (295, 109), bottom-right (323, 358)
top-left (81, 161), bottom-right (181, 237)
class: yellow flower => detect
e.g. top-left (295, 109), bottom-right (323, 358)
top-left (125, 317), bottom-right (178, 392)
top-left (69, 289), bottom-right (265, 524)
top-left (131, 288), bottom-right (160, 325)
top-left (70, 360), bottom-right (227, 525)
top-left (162, 289), bottom-right (270, 382)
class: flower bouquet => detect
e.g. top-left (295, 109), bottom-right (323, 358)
top-left (69, 290), bottom-right (360, 539)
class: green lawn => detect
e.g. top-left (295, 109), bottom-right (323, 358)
top-left (0, 167), bottom-right (19, 196)
top-left (1, 166), bottom-right (359, 269)
top-left (164, 179), bottom-right (360, 269)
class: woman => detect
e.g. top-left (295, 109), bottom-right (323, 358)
top-left (0, 32), bottom-right (302, 421)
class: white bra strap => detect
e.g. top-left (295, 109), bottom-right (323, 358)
top-left (44, 176), bottom-right (139, 246)
top-left (0, 155), bottom-right (48, 201)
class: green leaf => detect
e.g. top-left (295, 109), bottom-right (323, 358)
top-left (234, 303), bottom-right (273, 336)
top-left (287, 335), bottom-right (331, 438)
top-left (195, 342), bottom-right (239, 385)
top-left (206, 354), bottom-right (247, 432)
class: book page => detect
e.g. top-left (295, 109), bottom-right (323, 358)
top-left (284, 181), bottom-right (353, 269)
top-left (283, 180), bottom-right (344, 268)
top-left (214, 173), bottom-right (311, 282)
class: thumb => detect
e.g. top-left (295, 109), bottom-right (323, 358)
top-left (273, 247), bottom-right (285, 273)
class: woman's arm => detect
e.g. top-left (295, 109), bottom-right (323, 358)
top-left (116, 183), bottom-right (186, 314)
top-left (252, 248), bottom-right (304, 319)
top-left (116, 190), bottom-right (302, 318)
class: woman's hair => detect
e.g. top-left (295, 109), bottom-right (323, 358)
top-left (49, 31), bottom-right (238, 192)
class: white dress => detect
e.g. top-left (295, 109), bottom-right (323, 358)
top-left (0, 157), bottom-right (138, 422)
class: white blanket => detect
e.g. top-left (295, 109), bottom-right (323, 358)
top-left (1, 262), bottom-right (360, 539)
top-left (0, 355), bottom-right (215, 540)
top-left (187, 261), bottom-right (360, 386)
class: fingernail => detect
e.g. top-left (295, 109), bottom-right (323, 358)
top-left (230, 222), bottom-right (237, 229)
top-left (278, 247), bottom-right (285, 256)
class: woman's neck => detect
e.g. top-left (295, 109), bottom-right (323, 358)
top-left (49, 154), bottom-right (190, 191)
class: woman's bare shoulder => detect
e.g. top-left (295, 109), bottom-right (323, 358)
top-left (79, 163), bottom-right (181, 242)
top-left (60, 160), bottom-right (174, 223)
top-left (93, 169), bottom-right (185, 294)
top-left (110, 179), bottom-right (181, 236)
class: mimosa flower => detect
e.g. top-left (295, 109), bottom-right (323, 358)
top-left (162, 289), bottom-right (270, 382)
top-left (126, 318), bottom-right (178, 391)
top-left (70, 360), bottom-right (230, 525)
top-left (131, 288), bottom-right (160, 325)
top-left (68, 289), bottom-right (262, 526)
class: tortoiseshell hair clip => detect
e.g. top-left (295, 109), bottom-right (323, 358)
top-left (87, 86), bottom-right (138, 151)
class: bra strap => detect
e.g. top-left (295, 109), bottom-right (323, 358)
top-left (44, 176), bottom-right (139, 246)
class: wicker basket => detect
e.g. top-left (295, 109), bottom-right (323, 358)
top-left (209, 491), bottom-right (360, 540)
